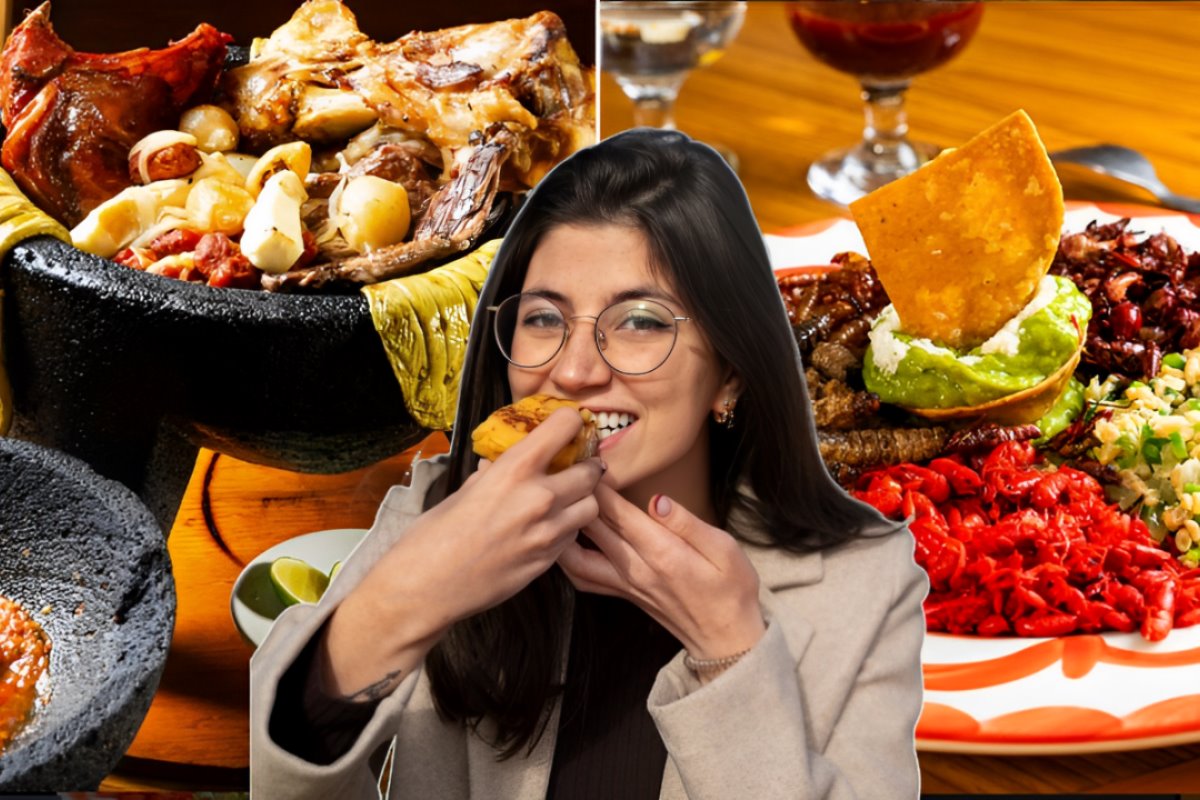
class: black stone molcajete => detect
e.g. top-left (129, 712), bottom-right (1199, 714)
top-left (3, 236), bottom-right (426, 529)
top-left (0, 437), bottom-right (174, 792)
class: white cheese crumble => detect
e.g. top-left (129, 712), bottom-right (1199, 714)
top-left (868, 306), bottom-right (912, 375)
top-left (870, 274), bottom-right (1062, 373)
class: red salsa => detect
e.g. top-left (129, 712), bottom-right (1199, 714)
top-left (0, 596), bottom-right (50, 753)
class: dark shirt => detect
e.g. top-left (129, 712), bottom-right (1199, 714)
top-left (546, 594), bottom-right (681, 799)
top-left (270, 594), bottom-right (681, 796)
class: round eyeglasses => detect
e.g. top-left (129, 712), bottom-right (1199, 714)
top-left (489, 293), bottom-right (692, 375)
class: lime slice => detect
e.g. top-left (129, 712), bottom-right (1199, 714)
top-left (328, 561), bottom-right (343, 582)
top-left (269, 557), bottom-right (329, 606)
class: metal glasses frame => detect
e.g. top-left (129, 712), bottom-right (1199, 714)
top-left (488, 293), bottom-right (692, 376)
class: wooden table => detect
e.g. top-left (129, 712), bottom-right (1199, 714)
top-left (602, 2), bottom-right (1200, 794)
top-left (600, 1), bottom-right (1200, 232)
top-left (98, 434), bottom-right (449, 793)
top-left (97, 1), bottom-right (1200, 794)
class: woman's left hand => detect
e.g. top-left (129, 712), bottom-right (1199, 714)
top-left (557, 483), bottom-right (766, 672)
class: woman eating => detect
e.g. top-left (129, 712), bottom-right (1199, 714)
top-left (251, 128), bottom-right (926, 799)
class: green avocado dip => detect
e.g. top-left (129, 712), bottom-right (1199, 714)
top-left (862, 275), bottom-right (1091, 409)
top-left (1033, 377), bottom-right (1085, 443)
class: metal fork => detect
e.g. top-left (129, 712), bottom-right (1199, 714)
top-left (1050, 145), bottom-right (1200, 214)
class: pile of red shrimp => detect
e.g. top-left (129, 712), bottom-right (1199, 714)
top-left (854, 441), bottom-right (1200, 641)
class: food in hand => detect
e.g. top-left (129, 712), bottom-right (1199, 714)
top-left (854, 441), bottom-right (1200, 641)
top-left (472, 394), bottom-right (599, 473)
top-left (0, 596), bottom-right (50, 754)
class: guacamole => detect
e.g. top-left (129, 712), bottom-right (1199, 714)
top-left (1033, 377), bottom-right (1085, 443)
top-left (863, 275), bottom-right (1091, 409)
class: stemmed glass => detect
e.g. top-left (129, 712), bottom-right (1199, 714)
top-left (785, 1), bottom-right (984, 205)
top-left (600, 2), bottom-right (746, 161)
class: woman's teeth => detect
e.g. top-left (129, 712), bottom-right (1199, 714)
top-left (596, 411), bottom-right (634, 440)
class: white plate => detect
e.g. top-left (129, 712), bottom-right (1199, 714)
top-left (769, 203), bottom-right (1200, 754)
top-left (230, 528), bottom-right (368, 648)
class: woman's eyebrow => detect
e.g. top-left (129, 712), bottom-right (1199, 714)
top-left (521, 286), bottom-right (682, 307)
top-left (611, 287), bottom-right (682, 307)
top-left (523, 288), bottom-right (568, 303)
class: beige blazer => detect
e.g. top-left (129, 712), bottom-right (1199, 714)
top-left (250, 456), bottom-right (927, 799)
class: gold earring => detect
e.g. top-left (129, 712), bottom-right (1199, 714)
top-left (714, 398), bottom-right (736, 428)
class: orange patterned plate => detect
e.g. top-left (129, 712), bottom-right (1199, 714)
top-left (769, 202), bottom-right (1200, 754)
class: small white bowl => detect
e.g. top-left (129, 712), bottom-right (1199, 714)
top-left (230, 528), bottom-right (368, 647)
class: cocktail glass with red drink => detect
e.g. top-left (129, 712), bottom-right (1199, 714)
top-left (786, 1), bottom-right (983, 204)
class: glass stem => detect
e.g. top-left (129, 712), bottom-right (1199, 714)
top-left (632, 97), bottom-right (677, 129)
top-left (860, 81), bottom-right (912, 158)
top-left (616, 72), bottom-right (687, 130)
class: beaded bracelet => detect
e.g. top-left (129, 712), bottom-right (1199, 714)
top-left (683, 648), bottom-right (751, 678)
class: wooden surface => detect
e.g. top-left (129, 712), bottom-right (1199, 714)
top-left (603, 2), bottom-right (1200, 794)
top-left (98, 434), bottom-right (449, 792)
top-left (92, 1), bottom-right (1200, 794)
top-left (601, 1), bottom-right (1200, 233)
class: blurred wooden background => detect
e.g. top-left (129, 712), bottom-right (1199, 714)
top-left (601, 1), bottom-right (1200, 232)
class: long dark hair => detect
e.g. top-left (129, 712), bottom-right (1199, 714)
top-left (425, 128), bottom-right (899, 757)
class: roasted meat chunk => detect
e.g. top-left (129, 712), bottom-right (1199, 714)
top-left (0, 2), bottom-right (228, 226)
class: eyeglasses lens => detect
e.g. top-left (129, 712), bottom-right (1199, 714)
top-left (494, 294), bottom-right (680, 374)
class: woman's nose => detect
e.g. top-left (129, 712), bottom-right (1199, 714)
top-left (549, 321), bottom-right (611, 391)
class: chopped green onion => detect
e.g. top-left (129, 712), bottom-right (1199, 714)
top-left (1170, 431), bottom-right (1188, 460)
top-left (1187, 398), bottom-right (1200, 412)
top-left (1185, 483), bottom-right (1200, 494)
top-left (1141, 504), bottom-right (1167, 540)
top-left (1143, 437), bottom-right (1169, 465)
top-left (1164, 353), bottom-right (1187, 370)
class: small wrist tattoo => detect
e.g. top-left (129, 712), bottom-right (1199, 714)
top-left (349, 667), bottom-right (405, 702)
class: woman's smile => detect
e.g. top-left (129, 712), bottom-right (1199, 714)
top-left (593, 412), bottom-right (637, 449)
top-left (507, 222), bottom-right (739, 514)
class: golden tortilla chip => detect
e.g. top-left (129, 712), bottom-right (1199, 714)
top-left (849, 110), bottom-right (1064, 349)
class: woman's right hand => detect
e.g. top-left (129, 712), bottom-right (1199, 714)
top-left (317, 408), bottom-right (604, 701)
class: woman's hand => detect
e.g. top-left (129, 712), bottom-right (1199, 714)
top-left (557, 484), bottom-right (766, 681)
top-left (319, 408), bottom-right (604, 700)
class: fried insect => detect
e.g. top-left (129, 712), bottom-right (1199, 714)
top-left (778, 251), bottom-right (890, 355)
top-left (1051, 217), bottom-right (1200, 380)
top-left (943, 423), bottom-right (1042, 454)
top-left (818, 427), bottom-right (949, 468)
top-left (809, 341), bottom-right (861, 383)
top-left (812, 384), bottom-right (880, 431)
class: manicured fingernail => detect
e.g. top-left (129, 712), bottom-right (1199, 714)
top-left (654, 494), bottom-right (672, 517)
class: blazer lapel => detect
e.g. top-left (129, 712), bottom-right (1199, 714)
top-left (466, 700), bottom-right (563, 800)
top-left (465, 591), bottom-right (574, 799)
